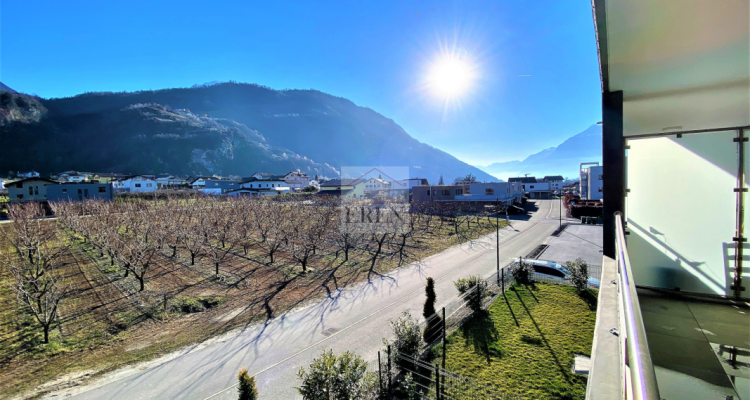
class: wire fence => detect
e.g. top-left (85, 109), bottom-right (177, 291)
top-left (369, 258), bottom-right (603, 399)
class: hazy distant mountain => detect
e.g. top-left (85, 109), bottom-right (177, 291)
top-left (0, 82), bottom-right (17, 93)
top-left (0, 82), bottom-right (496, 182)
top-left (477, 124), bottom-right (602, 180)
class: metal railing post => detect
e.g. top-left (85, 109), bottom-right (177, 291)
top-left (387, 345), bottom-right (392, 394)
top-left (377, 351), bottom-right (383, 398)
top-left (434, 363), bottom-right (441, 400)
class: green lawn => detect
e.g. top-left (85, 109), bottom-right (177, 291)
top-left (438, 283), bottom-right (598, 400)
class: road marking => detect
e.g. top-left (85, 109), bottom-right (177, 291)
top-left (203, 221), bottom-right (543, 399)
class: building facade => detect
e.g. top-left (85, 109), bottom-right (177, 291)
top-left (5, 178), bottom-right (58, 201)
top-left (47, 183), bottom-right (114, 202)
top-left (112, 176), bottom-right (158, 193)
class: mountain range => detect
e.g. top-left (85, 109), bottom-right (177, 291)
top-left (477, 124), bottom-right (602, 180)
top-left (0, 81), bottom-right (498, 183)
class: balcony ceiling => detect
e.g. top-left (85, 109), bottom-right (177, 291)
top-left (594, 0), bottom-right (749, 137)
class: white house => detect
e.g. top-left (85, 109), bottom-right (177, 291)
top-left (66, 173), bottom-right (88, 183)
top-left (17, 171), bottom-right (40, 178)
top-left (240, 178), bottom-right (290, 192)
top-left (112, 175), bottom-right (158, 193)
top-left (156, 175), bottom-right (188, 188)
top-left (282, 171), bottom-right (311, 190)
top-left (361, 177), bottom-right (391, 192)
top-left (541, 176), bottom-right (565, 192)
top-left (525, 182), bottom-right (551, 199)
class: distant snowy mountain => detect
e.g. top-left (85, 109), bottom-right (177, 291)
top-left (478, 125), bottom-right (602, 180)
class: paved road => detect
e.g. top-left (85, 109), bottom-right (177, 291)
top-left (51, 200), bottom-right (566, 400)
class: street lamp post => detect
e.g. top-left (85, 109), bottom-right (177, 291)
top-left (496, 197), bottom-right (500, 285)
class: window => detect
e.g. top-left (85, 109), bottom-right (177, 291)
top-left (98, 186), bottom-right (106, 193)
top-left (147, 183), bottom-right (152, 187)
top-left (598, 187), bottom-right (603, 192)
top-left (29, 186), bottom-right (33, 195)
top-left (135, 183), bottom-right (141, 188)
top-left (34, 186), bottom-right (39, 195)
top-left (456, 189), bottom-right (463, 195)
top-left (433, 190), bottom-right (437, 195)
top-left (16, 182), bottom-right (22, 188)
top-left (272, 184), bottom-right (275, 187)
top-left (529, 185), bottom-right (534, 189)
top-left (62, 188), bottom-right (67, 193)
top-left (442, 189), bottom-right (450, 195)
top-left (78, 189), bottom-right (82, 194)
top-left (534, 265), bottom-right (566, 278)
top-left (16, 194), bottom-right (23, 199)
top-left (485, 188), bottom-right (494, 195)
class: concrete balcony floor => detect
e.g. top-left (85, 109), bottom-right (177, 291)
top-left (638, 289), bottom-right (750, 399)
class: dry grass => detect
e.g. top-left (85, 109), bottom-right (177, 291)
top-left (0, 214), bottom-right (505, 399)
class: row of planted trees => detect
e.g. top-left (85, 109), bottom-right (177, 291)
top-left (49, 196), bottom-right (497, 293)
top-left (0, 195), bottom-right (499, 344)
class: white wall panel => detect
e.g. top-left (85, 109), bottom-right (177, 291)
top-left (626, 132), bottom-right (737, 296)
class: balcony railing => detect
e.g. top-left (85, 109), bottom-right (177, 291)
top-left (614, 212), bottom-right (660, 400)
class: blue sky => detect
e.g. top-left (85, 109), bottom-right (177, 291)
top-left (0, 0), bottom-right (601, 166)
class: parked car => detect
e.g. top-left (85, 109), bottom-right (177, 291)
top-left (514, 258), bottom-right (600, 288)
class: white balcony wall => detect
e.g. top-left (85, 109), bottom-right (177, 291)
top-left (626, 131), bottom-right (737, 296)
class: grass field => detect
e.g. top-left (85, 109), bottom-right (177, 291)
top-left (437, 283), bottom-right (598, 400)
top-left (0, 213), bottom-right (506, 399)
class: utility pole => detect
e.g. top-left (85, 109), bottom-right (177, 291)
top-left (560, 193), bottom-right (562, 227)
top-left (496, 197), bottom-right (499, 282)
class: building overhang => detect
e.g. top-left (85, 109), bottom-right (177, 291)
top-left (593, 0), bottom-right (749, 137)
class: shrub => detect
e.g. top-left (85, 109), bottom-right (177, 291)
top-left (422, 277), bottom-right (442, 342)
top-left (511, 259), bottom-right (534, 285)
top-left (237, 368), bottom-right (258, 400)
top-left (565, 258), bottom-right (590, 292)
top-left (453, 275), bottom-right (489, 313)
top-left (387, 310), bottom-right (423, 373)
top-left (297, 349), bottom-right (375, 400)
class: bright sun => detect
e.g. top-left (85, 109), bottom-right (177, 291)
top-left (427, 56), bottom-right (475, 98)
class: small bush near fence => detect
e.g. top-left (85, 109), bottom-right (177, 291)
top-left (511, 260), bottom-right (534, 285)
top-left (565, 258), bottom-right (589, 293)
top-left (453, 275), bottom-right (489, 313)
top-left (297, 349), bottom-right (376, 400)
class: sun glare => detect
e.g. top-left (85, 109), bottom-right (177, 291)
top-left (427, 56), bottom-right (475, 98)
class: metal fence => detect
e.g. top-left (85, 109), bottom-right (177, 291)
top-left (369, 258), bottom-right (603, 399)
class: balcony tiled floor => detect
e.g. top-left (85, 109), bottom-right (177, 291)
top-left (638, 289), bottom-right (750, 399)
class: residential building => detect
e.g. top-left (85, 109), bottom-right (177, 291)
top-left (316, 179), bottom-right (365, 198)
top-left (47, 183), bottom-right (114, 202)
top-left (65, 173), bottom-right (88, 183)
top-left (508, 176), bottom-right (539, 192)
top-left (200, 179), bottom-right (240, 195)
top-left (17, 171), bottom-right (40, 178)
top-left (525, 182), bottom-right (551, 199)
top-left (4, 177), bottom-right (57, 201)
top-left (249, 172), bottom-right (285, 181)
top-left (240, 178), bottom-right (289, 191)
top-left (112, 175), bottom-right (157, 193)
top-left (155, 175), bottom-right (188, 188)
top-left (361, 177), bottom-right (391, 193)
top-left (412, 182), bottom-right (524, 208)
top-left (587, 2), bottom-right (749, 400)
top-left (188, 177), bottom-right (213, 189)
top-left (91, 173), bottom-right (125, 183)
top-left (586, 166), bottom-right (603, 201)
top-left (282, 171), bottom-right (311, 190)
top-left (579, 162), bottom-right (599, 199)
top-left (541, 175), bottom-right (565, 192)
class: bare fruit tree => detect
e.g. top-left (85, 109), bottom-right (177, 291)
top-left (0, 203), bottom-right (70, 343)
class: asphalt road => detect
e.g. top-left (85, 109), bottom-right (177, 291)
top-left (51, 199), bottom-right (566, 400)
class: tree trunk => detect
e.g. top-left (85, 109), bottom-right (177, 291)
top-left (344, 247), bottom-right (349, 262)
top-left (171, 246), bottom-right (177, 258)
top-left (191, 253), bottom-right (195, 265)
top-left (215, 262), bottom-right (219, 275)
top-left (43, 324), bottom-right (50, 343)
top-left (138, 276), bottom-right (145, 291)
